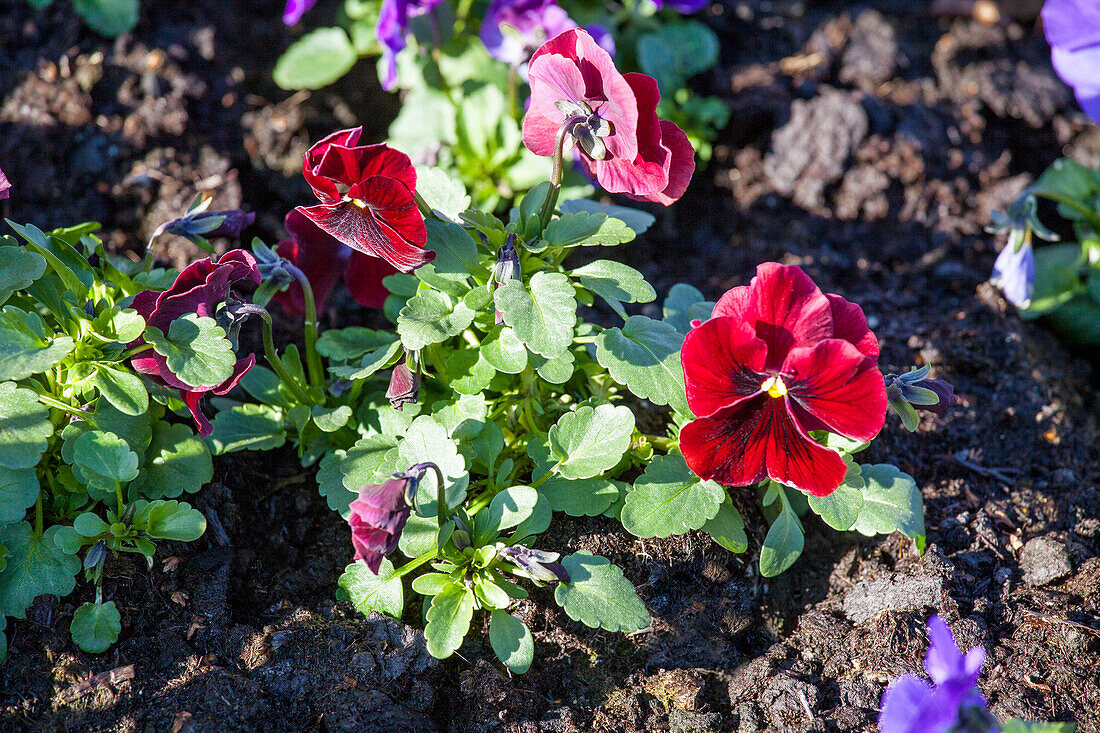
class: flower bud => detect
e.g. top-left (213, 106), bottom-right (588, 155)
top-left (492, 235), bottom-right (521, 325)
top-left (386, 352), bottom-right (420, 411)
top-left (348, 474), bottom-right (418, 574)
top-left (498, 546), bottom-right (570, 584)
top-left (885, 366), bottom-right (958, 432)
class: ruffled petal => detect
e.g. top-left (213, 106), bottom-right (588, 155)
top-left (272, 210), bottom-right (349, 316)
top-left (635, 120), bottom-right (695, 205)
top-left (182, 390), bottom-right (214, 438)
top-left (679, 398), bottom-right (771, 486)
top-left (711, 263), bottom-right (833, 369)
top-left (303, 127), bottom-right (363, 202)
top-left (826, 293), bottom-right (878, 357)
top-left (783, 340), bottom-right (886, 443)
top-left (587, 72), bottom-right (668, 196)
top-left (767, 399), bottom-right (848, 496)
top-left (681, 316), bottom-right (768, 417)
top-left (345, 252), bottom-right (396, 309)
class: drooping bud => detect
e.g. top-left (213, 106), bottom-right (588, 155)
top-left (885, 365), bottom-right (958, 432)
top-left (498, 546), bottom-right (570, 584)
top-left (387, 351), bottom-right (421, 411)
top-left (348, 474), bottom-right (418, 574)
top-left (986, 193), bottom-right (1058, 309)
top-left (492, 235), bottom-right (521, 325)
top-left (154, 196), bottom-right (255, 251)
top-left (215, 300), bottom-right (265, 351)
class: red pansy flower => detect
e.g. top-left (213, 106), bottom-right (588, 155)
top-left (349, 474), bottom-right (414, 574)
top-left (679, 263), bottom-right (886, 497)
top-left (273, 209), bottom-right (395, 314)
top-left (297, 127), bottom-right (433, 273)
top-left (129, 250), bottom-right (262, 437)
top-left (522, 29), bottom-right (695, 204)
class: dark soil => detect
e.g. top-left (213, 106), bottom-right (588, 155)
top-left (2, 0), bottom-right (1099, 731)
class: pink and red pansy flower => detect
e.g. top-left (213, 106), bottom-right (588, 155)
top-left (296, 127), bottom-right (434, 274)
top-left (348, 474), bottom-right (415, 574)
top-left (522, 29), bottom-right (694, 205)
top-left (679, 263), bottom-right (887, 497)
top-left (273, 208), bottom-right (396, 314)
top-left (129, 251), bottom-right (262, 437)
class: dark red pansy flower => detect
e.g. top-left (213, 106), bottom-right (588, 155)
top-left (349, 475), bottom-right (414, 574)
top-left (273, 209), bottom-right (395, 315)
top-left (296, 127), bottom-right (433, 273)
top-left (679, 263), bottom-right (886, 497)
top-left (523, 29), bottom-right (694, 204)
top-left (129, 250), bottom-right (261, 437)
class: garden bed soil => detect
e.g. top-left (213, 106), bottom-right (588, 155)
top-left (1, 0), bottom-right (1098, 731)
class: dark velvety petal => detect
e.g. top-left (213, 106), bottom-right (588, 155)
top-left (182, 390), bottom-right (214, 438)
top-left (302, 127), bottom-right (363, 202)
top-left (628, 120), bottom-right (694, 205)
top-left (345, 252), bottom-right (396, 309)
top-left (212, 354), bottom-right (257, 396)
top-left (825, 293), bottom-right (878, 357)
top-left (711, 263), bottom-right (833, 369)
top-left (215, 249), bottom-right (262, 287)
top-left (297, 195), bottom-right (433, 273)
top-left (767, 399), bottom-right (849, 496)
top-left (681, 316), bottom-right (768, 418)
top-left (273, 209), bottom-right (349, 315)
top-left (0, 167), bottom-right (9, 200)
top-left (129, 289), bottom-right (161, 320)
top-left (679, 398), bottom-right (770, 486)
top-left (914, 377), bottom-right (956, 415)
top-left (783, 340), bottom-right (887, 443)
top-left (356, 144), bottom-right (418, 193)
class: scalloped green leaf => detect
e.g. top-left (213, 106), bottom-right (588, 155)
top-left (852, 463), bottom-right (926, 552)
top-left (425, 583), bottom-right (475, 659)
top-left (0, 381), bottom-right (53, 470)
top-left (548, 403), bottom-right (634, 480)
top-left (94, 364), bottom-right (148, 416)
top-left (397, 289), bottom-right (475, 351)
top-left (397, 416), bottom-right (468, 508)
top-left (72, 430), bottom-right (139, 491)
top-left (274, 27), bottom-right (357, 90)
top-left (494, 272), bottom-right (576, 359)
top-left (480, 326), bottom-right (527, 374)
top-left (621, 453), bottom-right (724, 538)
top-left (0, 246), bottom-right (47, 305)
top-left (0, 522), bottom-right (80, 619)
top-left (0, 307), bottom-right (75, 381)
top-left (537, 475), bottom-right (622, 517)
top-left (130, 422), bottom-right (212, 500)
top-left (70, 601), bottom-right (121, 653)
top-left (702, 494), bottom-right (747, 553)
top-left (490, 610), bottom-right (534, 674)
top-left (338, 558), bottom-right (404, 619)
top-left (145, 313), bottom-right (235, 389)
top-left (595, 316), bottom-right (689, 415)
top-left (207, 404), bottom-right (286, 454)
top-left (0, 466), bottom-right (39, 524)
top-left (554, 552), bottom-right (649, 632)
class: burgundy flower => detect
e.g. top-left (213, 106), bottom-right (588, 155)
top-left (522, 29), bottom-right (694, 204)
top-left (0, 167), bottom-right (10, 200)
top-left (386, 358), bottom-right (420, 410)
top-left (349, 475), bottom-right (415, 573)
top-left (679, 263), bottom-right (886, 497)
top-left (297, 127), bottom-right (434, 273)
top-left (129, 250), bottom-right (262, 437)
top-left (273, 209), bottom-right (395, 315)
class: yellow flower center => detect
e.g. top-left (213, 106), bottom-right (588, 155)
top-left (761, 375), bottom-right (788, 399)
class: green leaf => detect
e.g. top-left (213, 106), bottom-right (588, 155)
top-left (72, 430), bottom-right (139, 491)
top-left (91, 398), bottom-right (151, 455)
top-left (494, 272), bottom-right (576, 359)
top-left (130, 423), bottom-right (212, 500)
top-left (329, 339), bottom-right (404, 381)
top-left (543, 212), bottom-right (637, 248)
top-left (387, 88), bottom-right (458, 160)
top-left (274, 27), bottom-right (358, 90)
top-left (70, 601), bottom-right (121, 653)
top-left (558, 200), bottom-right (654, 235)
top-left (0, 307), bottom-right (75, 380)
top-left (94, 364), bottom-right (148, 416)
top-left (852, 464), bottom-right (926, 552)
top-left (490, 610), bottom-right (534, 674)
top-left (207, 404), bottom-right (286, 454)
top-left (416, 168), bottom-right (471, 222)
top-left (145, 313), bottom-right (236, 389)
top-left (807, 460), bottom-right (865, 531)
top-left (529, 350), bottom-right (575, 384)
top-left (72, 0), bottom-right (138, 36)
top-left (0, 523), bottom-right (80, 619)
top-left (143, 500), bottom-right (206, 541)
top-left (548, 403), bottom-right (635, 480)
top-left (663, 283), bottom-right (711, 334)
top-left (637, 21), bottom-right (720, 93)
top-left (92, 307), bottom-right (145, 344)
top-left (554, 552), bottom-right (649, 632)
top-left (411, 572), bottom-right (451, 596)
top-left (596, 316), bottom-right (690, 415)
top-left (317, 449), bottom-right (355, 518)
top-left (621, 453), bottom-right (724, 538)
top-left (1025, 243), bottom-right (1084, 316)
top-left (312, 404), bottom-right (352, 432)
top-left (703, 495), bottom-right (748, 553)
top-left (480, 326), bottom-right (528, 373)
top-left (474, 485), bottom-right (538, 543)
top-left (538, 475), bottom-right (622, 517)
top-left (425, 218), bottom-right (481, 278)
top-left (425, 583), bottom-right (475, 659)
top-left (73, 511), bottom-right (110, 538)
top-left (758, 504), bottom-right (804, 577)
top-left (1000, 720), bottom-right (1076, 733)
top-left (0, 466), bottom-right (38, 524)
top-left (446, 349), bottom-right (495, 395)
top-left (397, 416), bottom-right (468, 508)
top-left (341, 435), bottom-right (401, 493)
top-left (316, 327), bottom-right (397, 361)
top-left (7, 221), bottom-right (90, 298)
top-left (397, 289), bottom-right (475, 351)
top-left (0, 246), bottom-right (46, 305)
top-left (571, 260), bottom-right (656, 316)
top-left (1032, 157), bottom-right (1095, 200)
top-left (397, 513), bottom-right (442, 558)
top-left (338, 558), bottom-right (405, 619)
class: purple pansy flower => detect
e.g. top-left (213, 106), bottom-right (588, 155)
top-left (283, 0), bottom-right (317, 25)
top-left (652, 0), bottom-right (709, 13)
top-left (480, 0), bottom-right (577, 67)
top-left (879, 616), bottom-right (995, 733)
top-left (991, 238), bottom-right (1036, 309)
top-left (377, 0), bottom-right (446, 90)
top-left (1042, 0), bottom-right (1100, 123)
top-left (0, 166), bottom-right (9, 200)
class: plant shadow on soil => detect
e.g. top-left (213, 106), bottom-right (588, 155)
top-left (1, 0), bottom-right (1100, 731)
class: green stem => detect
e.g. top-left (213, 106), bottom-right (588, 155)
top-left (36, 392), bottom-right (98, 427)
top-left (141, 231), bottom-right (161, 273)
top-left (1037, 192), bottom-right (1100, 230)
top-left (537, 120), bottom-right (574, 231)
top-left (530, 464), bottom-right (558, 489)
top-left (34, 494), bottom-right (43, 539)
top-left (425, 344), bottom-right (448, 383)
top-left (115, 482), bottom-right (125, 516)
top-left (284, 263), bottom-right (324, 393)
top-left (414, 191), bottom-right (436, 220)
top-left (391, 551), bottom-right (437, 580)
top-left (260, 311), bottom-right (315, 405)
top-left (119, 343), bottom-right (155, 360)
top-left (646, 435), bottom-right (676, 452)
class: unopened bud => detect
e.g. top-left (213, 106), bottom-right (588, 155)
top-left (387, 352), bottom-right (420, 411)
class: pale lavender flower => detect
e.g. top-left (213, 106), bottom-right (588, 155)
top-left (283, 0), bottom-right (317, 25)
top-left (377, 0), bottom-right (445, 90)
top-left (1042, 0), bottom-right (1100, 123)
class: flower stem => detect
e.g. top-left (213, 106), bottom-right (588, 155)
top-left (260, 311), bottom-right (315, 405)
top-left (119, 343), bottom-right (155, 360)
top-left (34, 494), bottom-right (43, 539)
top-left (646, 435), bottom-right (676, 452)
top-left (391, 551), bottom-right (437, 580)
top-left (36, 392), bottom-right (98, 427)
top-left (413, 190), bottom-right (436, 220)
top-left (537, 119), bottom-right (577, 231)
top-left (283, 263), bottom-right (324, 393)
